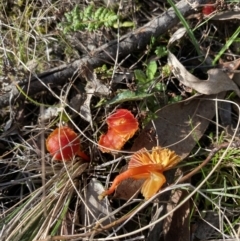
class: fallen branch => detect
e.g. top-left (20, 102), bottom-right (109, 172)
top-left (0, 0), bottom-right (207, 109)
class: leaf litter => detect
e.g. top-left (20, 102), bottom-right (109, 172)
top-left (1, 1), bottom-right (240, 240)
top-left (77, 62), bottom-right (110, 125)
top-left (168, 51), bottom-right (240, 96)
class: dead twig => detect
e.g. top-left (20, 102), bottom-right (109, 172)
top-left (179, 141), bottom-right (240, 183)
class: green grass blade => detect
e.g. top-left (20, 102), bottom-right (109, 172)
top-left (212, 26), bottom-right (240, 65)
top-left (51, 194), bottom-right (72, 236)
top-left (167, 0), bottom-right (201, 56)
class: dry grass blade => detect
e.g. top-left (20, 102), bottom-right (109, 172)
top-left (1, 162), bottom-right (88, 241)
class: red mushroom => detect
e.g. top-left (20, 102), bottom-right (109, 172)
top-left (98, 109), bottom-right (139, 153)
top-left (202, 4), bottom-right (215, 15)
top-left (46, 126), bottom-right (89, 161)
top-left (98, 128), bottom-right (127, 153)
top-left (106, 109), bottom-right (139, 138)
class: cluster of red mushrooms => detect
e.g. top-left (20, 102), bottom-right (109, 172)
top-left (46, 109), bottom-right (138, 161)
top-left (46, 109), bottom-right (180, 200)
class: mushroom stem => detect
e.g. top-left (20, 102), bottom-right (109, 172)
top-left (77, 150), bottom-right (90, 161)
top-left (98, 164), bottom-right (163, 200)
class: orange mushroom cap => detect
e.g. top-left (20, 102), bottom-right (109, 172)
top-left (106, 109), bottom-right (139, 137)
top-left (99, 147), bottom-right (181, 200)
top-left (98, 128), bottom-right (127, 153)
top-left (46, 126), bottom-right (89, 161)
top-left (98, 109), bottom-right (139, 153)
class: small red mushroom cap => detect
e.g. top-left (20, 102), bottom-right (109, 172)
top-left (202, 5), bottom-right (215, 15)
top-left (98, 109), bottom-right (139, 153)
top-left (106, 109), bottom-right (139, 137)
top-left (46, 126), bottom-right (89, 161)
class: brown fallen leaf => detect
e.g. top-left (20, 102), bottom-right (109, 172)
top-left (81, 178), bottom-right (115, 226)
top-left (193, 211), bottom-right (221, 240)
top-left (218, 58), bottom-right (240, 79)
top-left (163, 189), bottom-right (190, 241)
top-left (233, 73), bottom-right (240, 87)
top-left (168, 27), bottom-right (186, 47)
top-left (214, 59), bottom-right (240, 129)
top-left (211, 11), bottom-right (240, 20)
top-left (168, 51), bottom-right (240, 97)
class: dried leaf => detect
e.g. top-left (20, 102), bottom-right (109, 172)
top-left (219, 102), bottom-right (232, 127)
top-left (218, 58), bottom-right (240, 79)
top-left (168, 27), bottom-right (186, 46)
top-left (81, 62), bottom-right (109, 96)
top-left (69, 93), bottom-right (84, 117)
top-left (233, 73), bottom-right (240, 87)
top-left (78, 62), bottom-right (110, 124)
top-left (168, 51), bottom-right (240, 97)
top-left (80, 91), bottom-right (93, 124)
top-left (163, 189), bottom-right (190, 241)
top-left (136, 93), bottom-right (225, 155)
top-left (194, 211), bottom-right (220, 240)
top-left (38, 106), bottom-right (63, 122)
top-left (211, 11), bottom-right (240, 20)
top-left (81, 178), bottom-right (115, 226)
